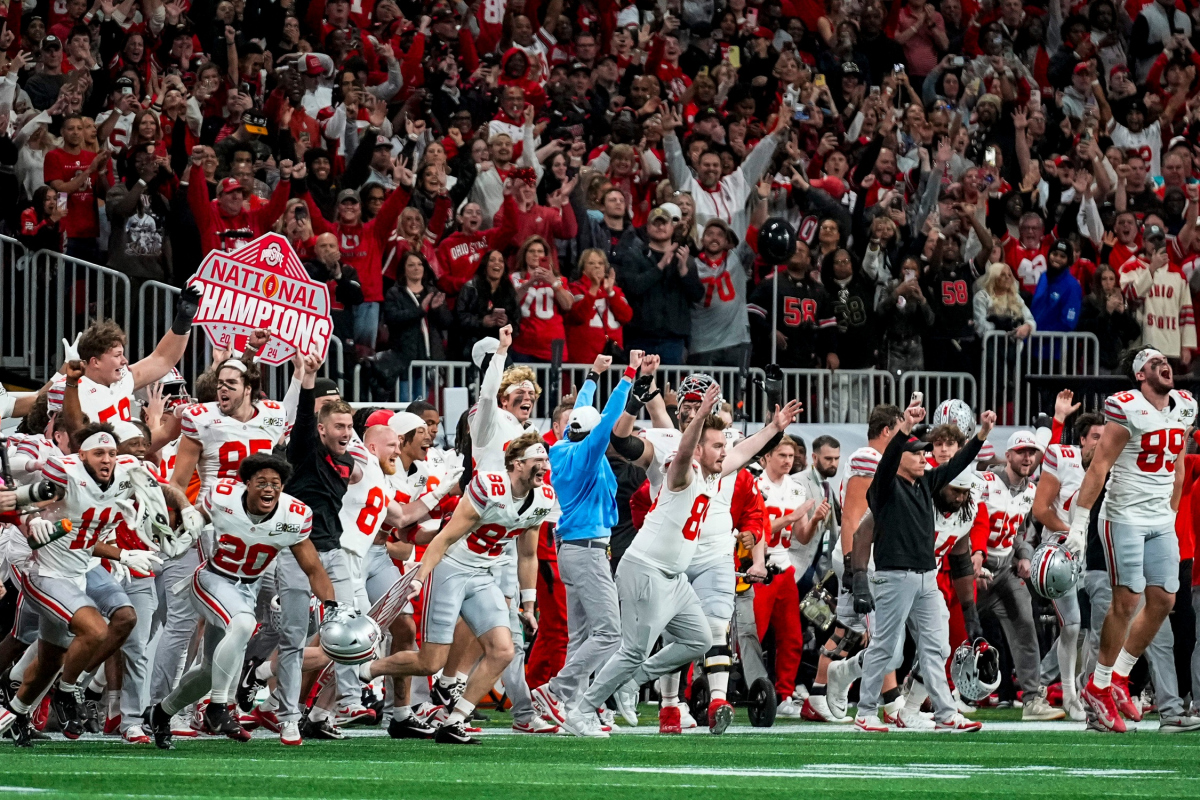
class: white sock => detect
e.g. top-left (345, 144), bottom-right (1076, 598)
top-left (708, 672), bottom-right (729, 702)
top-left (658, 673), bottom-right (680, 707)
top-left (447, 698), bottom-right (474, 725)
top-left (905, 677), bottom-right (929, 710)
top-left (10, 696), bottom-right (31, 715)
top-left (357, 662), bottom-right (375, 682)
top-left (259, 694), bottom-right (279, 712)
top-left (1114, 648), bottom-right (1138, 678)
top-left (254, 661), bottom-right (274, 681)
top-left (392, 704), bottom-right (413, 722)
top-left (437, 673), bottom-right (457, 689)
top-left (58, 678), bottom-right (78, 694)
top-left (88, 673), bottom-right (106, 694)
top-left (1093, 663), bottom-right (1114, 689)
top-left (309, 706), bottom-right (331, 723)
top-left (11, 644), bottom-right (37, 684)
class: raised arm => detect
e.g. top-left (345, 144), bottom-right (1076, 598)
top-left (130, 286), bottom-right (200, 389)
top-left (722, 399), bottom-right (802, 477)
top-left (666, 383), bottom-right (719, 492)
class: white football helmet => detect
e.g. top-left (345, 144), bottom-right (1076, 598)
top-left (1028, 539), bottom-right (1083, 600)
top-left (933, 398), bottom-right (976, 436)
top-left (320, 608), bottom-right (381, 665)
top-left (950, 639), bottom-right (1001, 702)
top-left (678, 373), bottom-right (721, 403)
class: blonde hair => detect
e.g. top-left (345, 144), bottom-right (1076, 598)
top-left (981, 262), bottom-right (1026, 319)
top-left (504, 430), bottom-right (547, 468)
top-left (576, 248), bottom-right (610, 280)
top-left (498, 365), bottom-right (542, 403)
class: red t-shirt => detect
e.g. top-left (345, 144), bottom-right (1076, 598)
top-left (1001, 233), bottom-right (1053, 295)
top-left (510, 271), bottom-right (568, 361)
top-left (43, 147), bottom-right (103, 239)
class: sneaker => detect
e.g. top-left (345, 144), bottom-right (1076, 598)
top-left (104, 715), bottom-right (122, 735)
top-left (801, 695), bottom-right (850, 722)
top-left (122, 725), bottom-right (151, 744)
top-left (560, 705), bottom-right (608, 738)
top-left (1023, 687), bottom-right (1066, 721)
top-left (251, 705), bottom-right (282, 733)
top-left (597, 707), bottom-right (615, 732)
top-left (334, 703), bottom-right (377, 727)
top-left (204, 703), bottom-right (251, 742)
top-left (83, 688), bottom-right (103, 734)
top-left (1063, 692), bottom-right (1087, 722)
top-left (953, 689), bottom-right (977, 715)
top-left (531, 684), bottom-right (567, 725)
top-left (430, 679), bottom-right (459, 709)
top-left (435, 719), bottom-right (480, 745)
top-left (0, 704), bottom-right (22, 738)
top-left (236, 657), bottom-right (267, 713)
top-left (150, 704), bottom-right (174, 751)
top-left (412, 702), bottom-right (441, 724)
top-left (52, 687), bottom-right (83, 740)
top-left (658, 705), bottom-right (682, 735)
top-left (777, 697), bottom-right (804, 718)
top-left (1081, 677), bottom-right (1126, 733)
top-left (170, 709), bottom-right (201, 738)
top-left (512, 717), bottom-right (560, 734)
top-left (300, 717), bottom-right (344, 740)
top-left (614, 681), bottom-right (639, 727)
top-left (1111, 675), bottom-right (1143, 722)
top-left (897, 704), bottom-right (935, 731)
top-left (31, 694), bottom-right (50, 732)
top-left (882, 696), bottom-right (905, 725)
top-left (280, 720), bottom-right (303, 746)
top-left (678, 704), bottom-right (698, 729)
top-left (935, 713), bottom-right (983, 733)
top-left (826, 658), bottom-right (855, 719)
top-left (388, 715), bottom-right (437, 739)
top-left (238, 710), bottom-right (260, 731)
top-left (1159, 713), bottom-right (1200, 733)
top-left (854, 713), bottom-right (888, 733)
top-left (707, 698), bottom-right (733, 735)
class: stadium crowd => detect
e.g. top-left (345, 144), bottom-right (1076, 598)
top-left (3, 0), bottom-right (1200, 749)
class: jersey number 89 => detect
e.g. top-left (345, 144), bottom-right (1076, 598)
top-left (1136, 429), bottom-right (1185, 473)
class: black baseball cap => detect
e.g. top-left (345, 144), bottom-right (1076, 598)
top-left (243, 111), bottom-right (269, 136)
top-left (313, 378), bottom-right (341, 399)
top-left (902, 435), bottom-right (933, 452)
top-left (42, 35), bottom-right (62, 49)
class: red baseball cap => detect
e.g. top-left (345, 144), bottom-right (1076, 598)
top-left (301, 54), bottom-right (324, 75)
top-left (217, 178), bottom-right (245, 195)
top-left (365, 409), bottom-right (395, 428)
top-left (810, 175), bottom-right (847, 201)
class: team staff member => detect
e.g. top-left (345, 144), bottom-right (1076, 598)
top-left (851, 399), bottom-right (994, 733)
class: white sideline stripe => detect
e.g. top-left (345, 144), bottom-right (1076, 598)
top-left (602, 764), bottom-right (1176, 780)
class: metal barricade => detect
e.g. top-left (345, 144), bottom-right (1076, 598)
top-left (407, 361), bottom-right (477, 414)
top-left (777, 369), bottom-right (827, 424)
top-left (980, 331), bottom-right (1100, 425)
top-left (0, 235), bottom-right (31, 371)
top-left (898, 371), bottom-right (977, 414)
top-left (27, 251), bottom-right (132, 382)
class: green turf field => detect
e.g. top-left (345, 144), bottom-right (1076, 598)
top-left (2, 707), bottom-right (1198, 799)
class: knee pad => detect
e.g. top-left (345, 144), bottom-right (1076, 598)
top-left (226, 613), bottom-right (258, 645)
top-left (706, 617), bottom-right (729, 647)
top-left (704, 644), bottom-right (733, 673)
top-left (826, 627), bottom-right (864, 660)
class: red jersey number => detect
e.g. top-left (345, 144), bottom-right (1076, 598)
top-left (466, 523), bottom-right (512, 557)
top-left (1136, 429), bottom-right (1186, 473)
top-left (217, 439), bottom-right (274, 479)
top-left (211, 534), bottom-right (278, 577)
top-left (682, 496), bottom-right (711, 541)
top-left (356, 487), bottom-right (386, 534)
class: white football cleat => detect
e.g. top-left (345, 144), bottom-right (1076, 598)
top-left (614, 681), bottom-right (639, 727)
top-left (121, 724), bottom-right (151, 744)
top-left (561, 705), bottom-right (609, 738)
top-left (280, 720), bottom-right (302, 746)
top-left (896, 704), bottom-right (935, 731)
top-left (170, 710), bottom-right (200, 738)
top-left (776, 697), bottom-right (803, 718)
top-left (826, 659), bottom-right (855, 719)
top-left (678, 704), bottom-right (698, 729)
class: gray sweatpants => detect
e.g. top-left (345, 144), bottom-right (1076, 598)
top-left (858, 569), bottom-right (956, 724)
top-left (1081, 570), bottom-right (1183, 717)
top-left (120, 576), bottom-right (158, 731)
top-left (547, 540), bottom-right (621, 705)
top-left (149, 547), bottom-right (201, 703)
top-left (732, 590), bottom-right (769, 687)
top-left (581, 557), bottom-right (712, 712)
top-left (273, 547), bottom-right (357, 723)
top-left (505, 597), bottom-right (535, 724)
top-left (975, 556), bottom-right (1041, 694)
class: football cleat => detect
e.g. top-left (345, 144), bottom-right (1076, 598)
top-left (83, 688), bottom-right (103, 734)
top-left (658, 705), bottom-right (682, 735)
top-left (532, 684), bottom-right (567, 725)
top-left (238, 711), bottom-right (260, 731)
top-left (412, 702), bottom-right (441, 724)
top-left (897, 704), bottom-right (935, 731)
top-left (1081, 678), bottom-right (1126, 733)
top-left (1063, 692), bottom-right (1087, 722)
top-left (122, 725), bottom-right (151, 745)
top-left (430, 679), bottom-right (459, 709)
top-left (31, 694), bottom-right (51, 732)
top-left (1022, 687), bottom-right (1066, 721)
top-left (250, 706), bottom-right (282, 733)
top-left (104, 715), bottom-right (122, 735)
top-left (801, 695), bottom-right (850, 723)
top-left (854, 713), bottom-right (888, 733)
top-left (52, 686), bottom-right (84, 740)
top-left (0, 704), bottom-right (22, 737)
top-left (512, 717), bottom-right (560, 734)
top-left (236, 657), bottom-right (267, 713)
top-left (1111, 675), bottom-right (1143, 722)
top-left (882, 696), bottom-right (905, 725)
top-left (707, 699), bottom-right (733, 735)
top-left (614, 681), bottom-right (639, 727)
top-left (170, 709), bottom-right (200, 737)
top-left (953, 689), bottom-right (977, 715)
top-left (300, 717), bottom-right (345, 740)
top-left (389, 715), bottom-right (437, 739)
top-left (150, 704), bottom-right (174, 751)
top-left (334, 703), bottom-right (377, 727)
top-left (826, 659), bottom-right (856, 719)
top-left (435, 719), bottom-right (480, 745)
top-left (0, 706), bottom-right (33, 748)
top-left (935, 714), bottom-right (983, 733)
top-left (280, 720), bottom-right (303, 746)
top-left (776, 697), bottom-right (804, 718)
top-left (561, 705), bottom-right (608, 738)
top-left (204, 703), bottom-right (251, 742)
top-left (678, 705), bottom-right (698, 730)
top-left (1158, 714), bottom-right (1200, 733)
top-left (597, 708), bottom-right (613, 732)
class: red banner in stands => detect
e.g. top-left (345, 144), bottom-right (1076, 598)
top-left (187, 233), bottom-right (332, 366)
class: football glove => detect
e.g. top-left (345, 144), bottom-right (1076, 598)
top-left (852, 570), bottom-right (874, 614)
top-left (27, 518), bottom-right (55, 546)
top-left (1065, 512), bottom-right (1088, 558)
top-left (120, 549), bottom-right (164, 574)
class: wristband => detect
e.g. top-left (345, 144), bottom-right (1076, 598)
top-left (623, 366), bottom-right (637, 380)
top-left (586, 371), bottom-right (601, 385)
top-left (136, 179), bottom-right (146, 188)
top-left (520, 589), bottom-right (537, 604)
top-left (420, 492), bottom-right (440, 511)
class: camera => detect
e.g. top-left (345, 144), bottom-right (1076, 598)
top-left (15, 480), bottom-right (56, 508)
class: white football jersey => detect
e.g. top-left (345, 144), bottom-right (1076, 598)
top-left (1041, 444), bottom-right (1086, 525)
top-left (6, 435), bottom-right (63, 487)
top-left (642, 427), bottom-right (683, 497)
top-left (1101, 388), bottom-right (1197, 527)
top-left (202, 480), bottom-right (312, 581)
top-left (758, 472), bottom-right (807, 571)
top-left (339, 456), bottom-right (392, 557)
top-left (35, 454), bottom-right (143, 580)
top-left (180, 401), bottom-right (288, 494)
top-left (149, 439), bottom-right (179, 484)
top-left (933, 474), bottom-right (984, 560)
top-left (446, 471), bottom-right (555, 571)
top-left (625, 465), bottom-right (716, 575)
top-left (468, 406), bottom-right (533, 473)
top-left (48, 372), bottom-right (136, 424)
top-left (978, 470), bottom-right (1036, 560)
top-left (833, 445), bottom-right (880, 562)
top-left (691, 472), bottom-right (737, 567)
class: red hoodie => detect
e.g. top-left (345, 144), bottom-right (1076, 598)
top-left (303, 185), bottom-right (410, 303)
top-left (187, 164), bottom-right (291, 255)
top-left (436, 195), bottom-right (520, 295)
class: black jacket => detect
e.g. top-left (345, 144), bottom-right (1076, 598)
top-left (304, 260), bottom-right (364, 344)
top-left (285, 387), bottom-right (354, 552)
top-left (382, 283), bottom-right (451, 370)
top-left (1079, 296), bottom-right (1142, 370)
top-left (453, 276), bottom-right (520, 360)
top-left (615, 242), bottom-right (705, 342)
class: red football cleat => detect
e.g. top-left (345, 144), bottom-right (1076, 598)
top-left (658, 705), bottom-right (682, 735)
top-left (707, 698), bottom-right (733, 735)
top-left (1081, 677), bottom-right (1127, 733)
top-left (1110, 675), bottom-right (1143, 722)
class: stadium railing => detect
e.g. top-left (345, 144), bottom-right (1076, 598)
top-left (0, 235), bottom-right (32, 373)
top-left (34, 250), bottom-right (133, 383)
top-left (897, 371), bottom-right (978, 415)
top-left (979, 331), bottom-right (1100, 425)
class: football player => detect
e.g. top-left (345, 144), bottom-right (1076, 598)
top-left (355, 431), bottom-right (552, 745)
